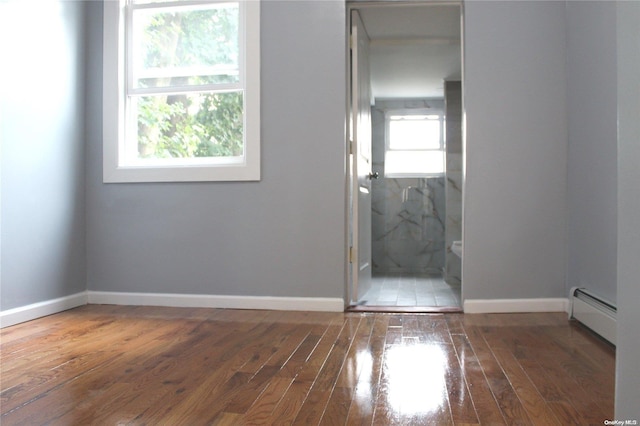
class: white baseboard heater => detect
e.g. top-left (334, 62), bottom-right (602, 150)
top-left (569, 287), bottom-right (616, 346)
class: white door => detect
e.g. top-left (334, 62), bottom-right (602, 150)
top-left (349, 10), bottom-right (373, 305)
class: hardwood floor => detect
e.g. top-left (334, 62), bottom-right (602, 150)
top-left (0, 305), bottom-right (615, 425)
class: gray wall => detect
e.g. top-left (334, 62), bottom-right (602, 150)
top-left (85, 1), bottom-right (347, 298)
top-left (566, 2), bottom-right (618, 304)
top-left (0, 1), bottom-right (87, 310)
top-left (462, 1), bottom-right (568, 300)
top-left (616, 1), bottom-right (640, 418)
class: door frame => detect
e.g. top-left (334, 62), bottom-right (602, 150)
top-left (346, 7), bottom-right (374, 308)
top-left (345, 0), bottom-right (465, 310)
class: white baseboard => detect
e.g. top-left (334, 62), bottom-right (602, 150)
top-left (88, 291), bottom-right (345, 312)
top-left (0, 291), bottom-right (344, 327)
top-left (3, 294), bottom-right (569, 327)
top-left (464, 298), bottom-right (569, 314)
top-left (0, 292), bottom-right (88, 328)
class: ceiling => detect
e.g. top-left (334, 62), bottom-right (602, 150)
top-left (356, 5), bottom-right (462, 100)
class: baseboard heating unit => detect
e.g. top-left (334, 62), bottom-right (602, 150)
top-left (569, 287), bottom-right (616, 346)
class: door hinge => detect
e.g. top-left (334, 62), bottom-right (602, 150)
top-left (348, 246), bottom-right (354, 264)
top-left (349, 139), bottom-right (353, 155)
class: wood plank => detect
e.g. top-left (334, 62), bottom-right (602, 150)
top-left (276, 330), bottom-right (322, 378)
top-left (320, 386), bottom-right (352, 425)
top-left (223, 365), bottom-right (282, 414)
top-left (290, 317), bottom-right (364, 423)
top-left (509, 328), bottom-right (612, 424)
top-left (311, 316), bottom-right (361, 392)
top-left (442, 341), bottom-right (479, 424)
top-left (0, 307), bottom-right (615, 425)
top-left (268, 381), bottom-right (313, 424)
top-left (1, 316), bottom-right (185, 415)
top-left (291, 389), bottom-right (332, 425)
top-left (335, 314), bottom-right (375, 389)
top-left (290, 323), bottom-right (343, 383)
top-left (450, 334), bottom-right (506, 425)
top-left (491, 347), bottom-right (562, 425)
top-left (344, 314), bottom-right (389, 425)
top-left (241, 377), bottom-right (295, 424)
top-left (465, 325), bottom-right (533, 425)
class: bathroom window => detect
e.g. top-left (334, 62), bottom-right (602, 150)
top-left (103, 0), bottom-right (260, 182)
top-left (384, 110), bottom-right (445, 178)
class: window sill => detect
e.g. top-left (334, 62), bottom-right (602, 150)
top-left (103, 162), bottom-right (260, 183)
top-left (384, 173), bottom-right (445, 179)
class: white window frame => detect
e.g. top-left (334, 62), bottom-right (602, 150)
top-left (103, 0), bottom-right (260, 183)
top-left (384, 109), bottom-right (445, 178)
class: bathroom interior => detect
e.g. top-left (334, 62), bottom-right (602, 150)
top-left (354, 4), bottom-right (463, 309)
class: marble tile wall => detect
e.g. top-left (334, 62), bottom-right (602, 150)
top-left (445, 81), bottom-right (463, 285)
top-left (372, 177), bottom-right (446, 274)
top-left (371, 99), bottom-right (447, 275)
top-left (445, 155), bottom-right (462, 284)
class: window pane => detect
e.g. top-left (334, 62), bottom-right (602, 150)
top-left (132, 3), bottom-right (239, 88)
top-left (389, 117), bottom-right (440, 150)
top-left (128, 91), bottom-right (244, 160)
top-left (385, 150), bottom-right (445, 177)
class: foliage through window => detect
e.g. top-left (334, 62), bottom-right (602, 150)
top-left (384, 110), bottom-right (445, 178)
top-left (103, 0), bottom-right (260, 182)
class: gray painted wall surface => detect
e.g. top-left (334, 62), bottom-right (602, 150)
top-left (566, 2), bottom-right (618, 304)
top-left (616, 1), bottom-right (640, 418)
top-left (0, 1), bottom-right (87, 310)
top-left (462, 1), bottom-right (568, 300)
top-left (85, 1), bottom-right (347, 298)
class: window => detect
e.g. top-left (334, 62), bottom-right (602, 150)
top-left (103, 0), bottom-right (260, 182)
top-left (384, 109), bottom-right (445, 178)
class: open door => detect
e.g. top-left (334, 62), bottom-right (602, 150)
top-left (349, 10), bottom-right (373, 305)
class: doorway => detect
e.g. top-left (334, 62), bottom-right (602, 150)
top-left (347, 2), bottom-right (463, 312)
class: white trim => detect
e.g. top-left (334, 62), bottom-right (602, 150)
top-left (463, 298), bottom-right (569, 314)
top-left (0, 292), bottom-right (88, 328)
top-left (88, 291), bottom-right (345, 312)
top-left (570, 295), bottom-right (616, 345)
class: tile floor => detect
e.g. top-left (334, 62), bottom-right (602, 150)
top-left (358, 273), bottom-right (461, 308)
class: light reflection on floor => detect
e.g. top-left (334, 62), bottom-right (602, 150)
top-left (384, 344), bottom-right (447, 415)
top-left (353, 349), bottom-right (374, 408)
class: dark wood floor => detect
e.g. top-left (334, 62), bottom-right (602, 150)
top-left (0, 305), bottom-right (615, 425)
